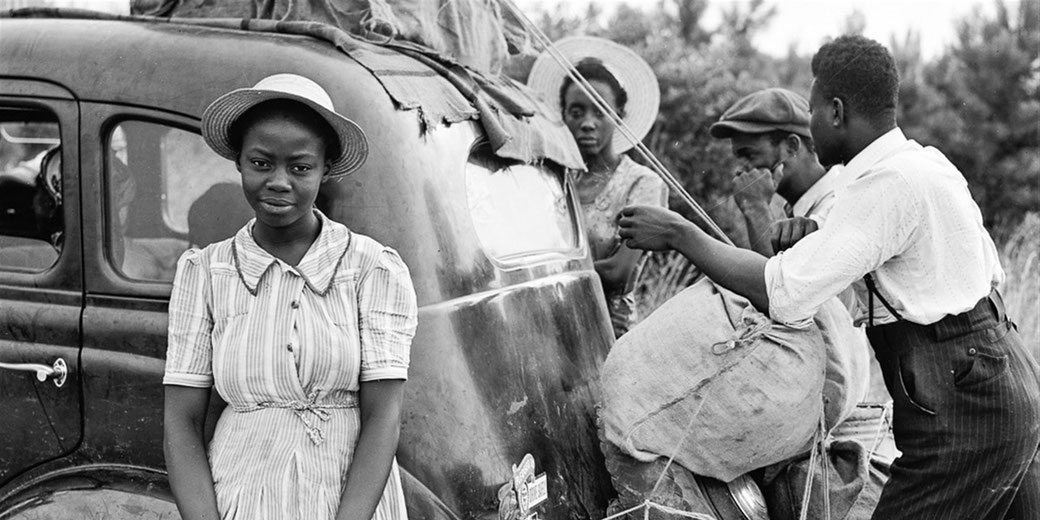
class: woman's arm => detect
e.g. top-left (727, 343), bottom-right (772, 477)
top-left (164, 385), bottom-right (219, 520)
top-left (335, 379), bottom-right (406, 520)
top-left (593, 243), bottom-right (645, 293)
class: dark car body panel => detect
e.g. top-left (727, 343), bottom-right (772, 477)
top-left (0, 15), bottom-right (618, 520)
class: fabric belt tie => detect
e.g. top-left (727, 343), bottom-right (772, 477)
top-left (235, 389), bottom-right (359, 445)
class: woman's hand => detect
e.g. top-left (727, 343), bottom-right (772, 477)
top-left (164, 385), bottom-right (220, 520)
top-left (617, 205), bottom-right (693, 251)
top-left (335, 379), bottom-right (406, 520)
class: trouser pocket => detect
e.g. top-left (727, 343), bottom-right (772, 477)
top-left (896, 355), bottom-right (937, 416)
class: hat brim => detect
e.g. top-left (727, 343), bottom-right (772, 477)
top-left (527, 36), bottom-right (660, 155)
top-left (202, 89), bottom-right (368, 177)
top-left (709, 120), bottom-right (812, 140)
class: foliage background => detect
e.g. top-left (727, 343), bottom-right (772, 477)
top-left (506, 0), bottom-right (1040, 355)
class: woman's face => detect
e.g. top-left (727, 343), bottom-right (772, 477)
top-left (563, 80), bottom-right (620, 160)
top-left (236, 114), bottom-right (329, 231)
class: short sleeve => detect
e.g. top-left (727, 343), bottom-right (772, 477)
top-left (163, 249), bottom-right (214, 388)
top-left (626, 172), bottom-right (669, 208)
top-left (358, 248), bottom-right (418, 382)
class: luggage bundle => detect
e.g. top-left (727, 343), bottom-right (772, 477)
top-left (600, 278), bottom-right (830, 482)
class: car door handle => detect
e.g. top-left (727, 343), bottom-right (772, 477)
top-left (0, 358), bottom-right (68, 388)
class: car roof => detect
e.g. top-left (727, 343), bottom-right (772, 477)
top-left (0, 14), bottom-right (379, 120)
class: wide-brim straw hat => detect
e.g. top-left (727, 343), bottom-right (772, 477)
top-left (527, 36), bottom-right (660, 155)
top-left (202, 73), bottom-right (368, 177)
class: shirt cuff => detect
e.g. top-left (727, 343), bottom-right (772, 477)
top-left (764, 255), bottom-right (814, 329)
top-left (359, 366), bottom-right (408, 382)
top-left (163, 372), bottom-right (214, 388)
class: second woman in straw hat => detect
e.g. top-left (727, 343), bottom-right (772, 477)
top-left (528, 36), bottom-right (668, 338)
top-left (162, 73), bottom-right (417, 520)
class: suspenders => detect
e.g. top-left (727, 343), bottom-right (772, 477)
top-left (864, 273), bottom-right (903, 327)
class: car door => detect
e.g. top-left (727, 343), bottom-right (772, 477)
top-left (0, 81), bottom-right (83, 484)
top-left (77, 103), bottom-right (244, 468)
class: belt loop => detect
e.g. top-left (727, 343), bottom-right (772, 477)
top-left (989, 288), bottom-right (1006, 322)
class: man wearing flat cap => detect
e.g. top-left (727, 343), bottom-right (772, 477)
top-left (710, 88), bottom-right (848, 258)
top-left (713, 87), bottom-right (874, 429)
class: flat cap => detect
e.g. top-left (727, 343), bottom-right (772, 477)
top-left (709, 88), bottom-right (811, 139)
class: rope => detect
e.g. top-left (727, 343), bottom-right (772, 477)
top-left (601, 500), bottom-right (718, 520)
top-left (866, 402), bottom-right (894, 462)
top-left (499, 0), bottom-right (734, 247)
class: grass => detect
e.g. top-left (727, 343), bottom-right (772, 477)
top-left (998, 212), bottom-right (1040, 360)
top-left (635, 213), bottom-right (1040, 362)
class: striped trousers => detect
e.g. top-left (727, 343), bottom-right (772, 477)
top-left (866, 291), bottom-right (1040, 520)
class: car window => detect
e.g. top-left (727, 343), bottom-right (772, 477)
top-left (0, 108), bottom-right (62, 272)
top-left (466, 145), bottom-right (580, 262)
top-left (105, 120), bottom-right (247, 283)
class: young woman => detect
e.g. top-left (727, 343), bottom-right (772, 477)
top-left (528, 37), bottom-right (668, 338)
top-left (163, 73), bottom-right (418, 520)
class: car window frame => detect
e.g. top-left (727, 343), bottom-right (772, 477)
top-left (0, 91), bottom-right (82, 293)
top-left (80, 103), bottom-right (208, 300)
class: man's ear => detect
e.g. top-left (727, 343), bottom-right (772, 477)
top-left (784, 133), bottom-right (802, 155)
top-left (831, 97), bottom-right (845, 128)
top-left (321, 160), bottom-right (333, 182)
top-left (234, 155), bottom-right (243, 173)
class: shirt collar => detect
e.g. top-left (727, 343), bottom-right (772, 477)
top-left (842, 127), bottom-right (908, 182)
top-left (792, 164), bottom-right (847, 218)
top-left (232, 210), bottom-right (352, 296)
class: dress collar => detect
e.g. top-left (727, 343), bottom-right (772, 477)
top-left (842, 127), bottom-right (909, 182)
top-left (232, 210), bottom-right (352, 296)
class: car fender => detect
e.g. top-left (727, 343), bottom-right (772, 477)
top-left (0, 464), bottom-right (176, 519)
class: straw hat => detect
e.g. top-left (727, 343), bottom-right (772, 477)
top-left (527, 36), bottom-right (660, 154)
top-left (202, 74), bottom-right (368, 177)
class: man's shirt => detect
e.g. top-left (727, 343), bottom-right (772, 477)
top-left (765, 128), bottom-right (1004, 328)
top-left (791, 164), bottom-right (849, 223)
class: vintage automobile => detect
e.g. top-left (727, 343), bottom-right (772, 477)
top-left (0, 9), bottom-right (762, 520)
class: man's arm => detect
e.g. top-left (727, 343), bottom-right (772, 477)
top-left (617, 205), bottom-right (770, 313)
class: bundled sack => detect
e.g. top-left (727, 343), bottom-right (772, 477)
top-left (815, 297), bottom-right (872, 431)
top-left (763, 440), bottom-right (889, 520)
top-left (600, 278), bottom-right (827, 482)
top-left (600, 434), bottom-right (738, 520)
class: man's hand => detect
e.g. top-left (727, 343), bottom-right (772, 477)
top-left (617, 205), bottom-right (691, 251)
top-left (732, 164), bottom-right (781, 210)
top-left (771, 216), bottom-right (819, 252)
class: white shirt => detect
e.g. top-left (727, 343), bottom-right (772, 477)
top-left (790, 163), bottom-right (872, 409)
top-left (765, 128), bottom-right (1004, 327)
top-left (791, 164), bottom-right (849, 222)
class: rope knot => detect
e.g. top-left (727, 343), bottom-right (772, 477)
top-left (710, 310), bottom-right (771, 354)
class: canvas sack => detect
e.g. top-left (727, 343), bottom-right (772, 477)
top-left (600, 278), bottom-right (828, 482)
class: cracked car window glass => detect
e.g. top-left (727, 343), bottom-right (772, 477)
top-left (0, 108), bottom-right (62, 272)
top-left (106, 121), bottom-right (243, 283)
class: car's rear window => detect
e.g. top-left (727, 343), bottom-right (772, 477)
top-left (465, 145), bottom-right (580, 263)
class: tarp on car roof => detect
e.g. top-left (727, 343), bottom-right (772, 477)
top-left (3, 7), bottom-right (584, 171)
top-left (132, 0), bottom-right (532, 77)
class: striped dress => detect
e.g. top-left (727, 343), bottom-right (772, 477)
top-left (164, 210), bottom-right (418, 520)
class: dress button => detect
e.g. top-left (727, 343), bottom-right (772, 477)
top-left (968, 347), bottom-right (977, 356)
top-left (291, 300), bottom-right (300, 309)
top-left (287, 344), bottom-right (294, 352)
